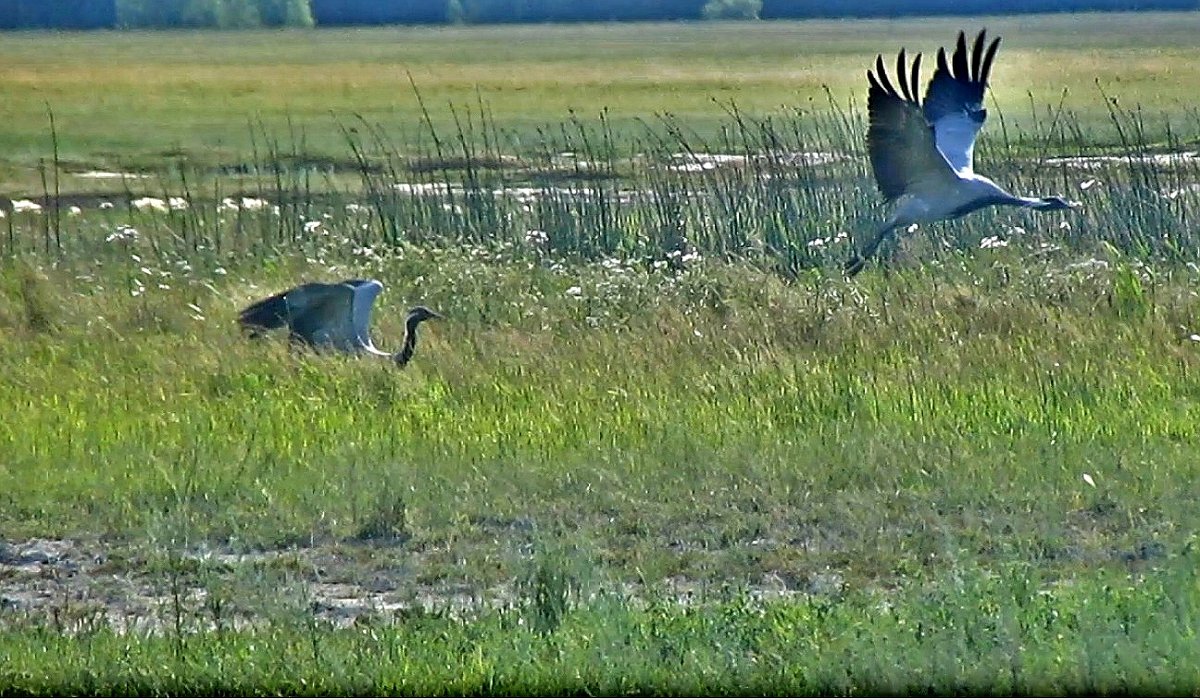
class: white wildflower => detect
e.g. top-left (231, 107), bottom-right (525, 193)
top-left (105, 225), bottom-right (139, 243)
top-left (169, 197), bottom-right (189, 210)
top-left (345, 203), bottom-right (365, 213)
top-left (303, 220), bottom-right (323, 233)
top-left (99, 201), bottom-right (114, 210)
top-left (980, 236), bottom-right (1008, 249)
top-left (525, 229), bottom-right (548, 245)
top-left (240, 197), bottom-right (269, 211)
top-left (67, 205), bottom-right (83, 216)
top-left (565, 286), bottom-right (583, 297)
top-left (131, 197), bottom-right (168, 212)
top-left (12, 199), bottom-right (42, 213)
top-left (213, 267), bottom-right (227, 276)
top-left (1066, 258), bottom-right (1109, 271)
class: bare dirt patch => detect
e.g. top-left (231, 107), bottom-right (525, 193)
top-left (0, 535), bottom-right (841, 634)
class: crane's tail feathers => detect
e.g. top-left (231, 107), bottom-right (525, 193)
top-left (238, 292), bottom-right (290, 333)
top-left (844, 255), bottom-right (868, 277)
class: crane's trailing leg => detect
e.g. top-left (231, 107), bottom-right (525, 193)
top-left (845, 223), bottom-right (901, 277)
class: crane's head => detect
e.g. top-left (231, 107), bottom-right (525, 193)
top-left (1038, 196), bottom-right (1080, 211)
top-left (406, 306), bottom-right (443, 325)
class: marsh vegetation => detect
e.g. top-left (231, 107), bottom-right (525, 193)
top-left (3, 13), bottom-right (1200, 694)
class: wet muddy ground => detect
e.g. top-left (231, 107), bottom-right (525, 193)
top-left (0, 536), bottom-right (840, 634)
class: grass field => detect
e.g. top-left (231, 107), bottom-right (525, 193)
top-left (3, 11), bottom-right (1200, 191)
top-left (4, 11), bottom-right (1200, 695)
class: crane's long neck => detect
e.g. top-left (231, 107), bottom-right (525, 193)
top-left (983, 190), bottom-right (1058, 211)
top-left (1017, 196), bottom-right (1062, 211)
top-left (393, 316), bottom-right (422, 367)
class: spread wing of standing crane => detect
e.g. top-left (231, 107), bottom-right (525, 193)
top-left (239, 279), bottom-right (441, 367)
top-left (846, 29), bottom-right (1078, 276)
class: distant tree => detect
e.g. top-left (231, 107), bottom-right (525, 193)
top-left (702, 0), bottom-right (761, 19)
top-left (117, 0), bottom-right (314, 27)
top-left (183, 0), bottom-right (261, 27)
top-left (450, 0), bottom-right (705, 23)
top-left (258, 0), bottom-right (314, 25)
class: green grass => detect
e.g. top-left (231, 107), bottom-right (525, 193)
top-left (3, 560), bottom-right (1199, 695)
top-left (3, 249), bottom-right (1199, 582)
top-left (4, 12), bottom-right (1200, 694)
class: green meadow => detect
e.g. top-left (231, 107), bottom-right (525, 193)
top-left (2, 11), bottom-right (1200, 186)
top-left (3, 11), bottom-right (1200, 695)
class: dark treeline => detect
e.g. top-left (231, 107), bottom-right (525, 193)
top-left (761, 0), bottom-right (1198, 17)
top-left (0, 0), bottom-right (1196, 29)
top-left (0, 0), bottom-right (117, 28)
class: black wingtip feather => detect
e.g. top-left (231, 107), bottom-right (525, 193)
top-left (872, 51), bottom-right (925, 106)
top-left (980, 36), bottom-right (1001, 84)
top-left (909, 53), bottom-right (922, 103)
top-left (952, 31), bottom-right (969, 79)
top-left (971, 29), bottom-right (987, 79)
top-left (874, 55), bottom-right (897, 97)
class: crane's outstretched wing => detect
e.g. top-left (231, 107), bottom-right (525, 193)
top-left (284, 282), bottom-right (358, 347)
top-left (921, 29), bottom-right (1001, 174)
top-left (867, 50), bottom-right (957, 203)
top-left (346, 279), bottom-right (386, 350)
